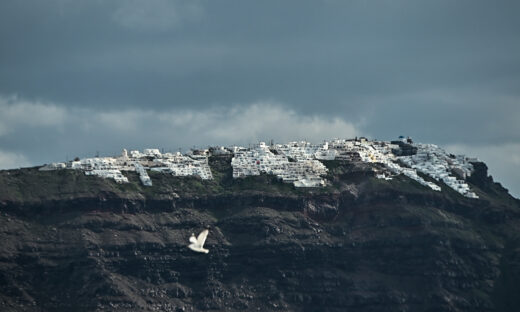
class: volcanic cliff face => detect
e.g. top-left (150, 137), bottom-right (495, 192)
top-left (1, 156), bottom-right (519, 312)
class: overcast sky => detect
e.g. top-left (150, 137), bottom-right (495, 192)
top-left (1, 0), bottom-right (519, 197)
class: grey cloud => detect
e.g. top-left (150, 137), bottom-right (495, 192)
top-left (2, 0), bottom-right (519, 114)
top-left (112, 0), bottom-right (204, 32)
top-left (0, 149), bottom-right (30, 170)
top-left (0, 95), bottom-right (67, 136)
top-left (356, 90), bottom-right (520, 145)
top-left (0, 95), bottom-right (359, 166)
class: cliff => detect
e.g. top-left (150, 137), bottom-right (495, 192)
top-left (1, 156), bottom-right (519, 311)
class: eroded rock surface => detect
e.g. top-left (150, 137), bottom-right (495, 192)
top-left (1, 158), bottom-right (519, 311)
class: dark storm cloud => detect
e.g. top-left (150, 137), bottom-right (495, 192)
top-left (0, 0), bottom-right (519, 196)
top-left (2, 0), bottom-right (518, 113)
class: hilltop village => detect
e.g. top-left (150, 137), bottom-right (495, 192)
top-left (39, 137), bottom-right (479, 198)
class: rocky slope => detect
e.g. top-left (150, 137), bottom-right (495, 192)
top-left (1, 156), bottom-right (519, 312)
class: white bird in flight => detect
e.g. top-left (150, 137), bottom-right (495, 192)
top-left (188, 229), bottom-right (209, 253)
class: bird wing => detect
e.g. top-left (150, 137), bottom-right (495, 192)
top-left (196, 229), bottom-right (209, 247)
top-left (189, 235), bottom-right (197, 244)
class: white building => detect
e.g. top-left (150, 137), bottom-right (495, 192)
top-left (36, 138), bottom-right (479, 197)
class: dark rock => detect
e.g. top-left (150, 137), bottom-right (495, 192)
top-left (0, 160), bottom-right (519, 311)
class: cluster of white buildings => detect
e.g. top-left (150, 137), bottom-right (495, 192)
top-left (310, 138), bottom-right (477, 197)
top-left (398, 144), bottom-right (478, 198)
top-left (37, 137), bottom-right (480, 197)
top-left (85, 169), bottom-right (129, 184)
top-left (231, 142), bottom-right (328, 187)
top-left (146, 151), bottom-right (213, 180)
top-left (272, 141), bottom-right (336, 161)
top-left (229, 138), bottom-right (479, 197)
top-left (338, 139), bottom-right (443, 192)
top-left (40, 148), bottom-right (213, 186)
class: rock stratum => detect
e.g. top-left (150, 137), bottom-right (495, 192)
top-left (1, 156), bottom-right (520, 312)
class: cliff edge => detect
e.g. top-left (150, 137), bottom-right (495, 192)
top-left (1, 156), bottom-right (519, 311)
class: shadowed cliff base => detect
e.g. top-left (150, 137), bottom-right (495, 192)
top-left (1, 157), bottom-right (519, 311)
